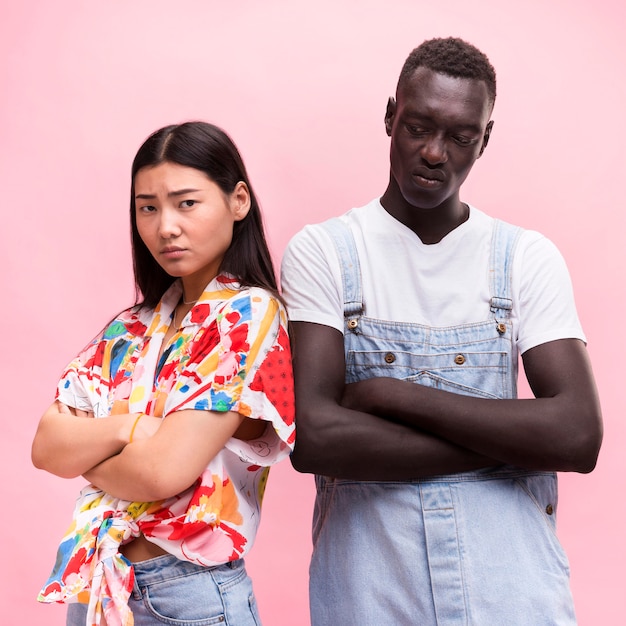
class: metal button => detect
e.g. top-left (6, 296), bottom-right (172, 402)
top-left (496, 322), bottom-right (507, 334)
top-left (384, 352), bottom-right (396, 364)
top-left (546, 504), bottom-right (554, 515)
top-left (454, 354), bottom-right (466, 365)
top-left (347, 319), bottom-right (358, 330)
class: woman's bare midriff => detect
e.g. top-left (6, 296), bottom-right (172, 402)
top-left (120, 534), bottom-right (169, 562)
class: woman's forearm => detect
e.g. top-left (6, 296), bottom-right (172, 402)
top-left (31, 402), bottom-right (138, 478)
top-left (85, 409), bottom-right (245, 502)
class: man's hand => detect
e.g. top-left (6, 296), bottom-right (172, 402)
top-left (341, 378), bottom-right (386, 415)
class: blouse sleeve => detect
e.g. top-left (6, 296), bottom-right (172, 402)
top-left (56, 334), bottom-right (106, 415)
top-left (164, 288), bottom-right (295, 466)
top-left (55, 310), bottom-right (147, 418)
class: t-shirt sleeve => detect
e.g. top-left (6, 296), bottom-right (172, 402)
top-left (165, 289), bottom-right (295, 466)
top-left (515, 232), bottom-right (586, 354)
top-left (280, 224), bottom-right (345, 333)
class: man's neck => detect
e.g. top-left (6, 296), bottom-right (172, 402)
top-left (380, 185), bottom-right (468, 244)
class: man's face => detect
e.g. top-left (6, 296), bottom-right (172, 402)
top-left (385, 67), bottom-right (493, 211)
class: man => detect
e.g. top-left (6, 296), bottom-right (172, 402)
top-left (280, 37), bottom-right (603, 625)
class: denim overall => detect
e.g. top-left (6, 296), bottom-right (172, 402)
top-left (309, 218), bottom-right (576, 626)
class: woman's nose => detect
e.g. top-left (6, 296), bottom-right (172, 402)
top-left (158, 209), bottom-right (182, 239)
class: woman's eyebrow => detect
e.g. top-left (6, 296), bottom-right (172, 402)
top-left (135, 188), bottom-right (201, 200)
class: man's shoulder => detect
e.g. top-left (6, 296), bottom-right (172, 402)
top-left (287, 199), bottom-right (379, 242)
top-left (468, 207), bottom-right (547, 247)
top-left (470, 206), bottom-right (548, 236)
top-left (469, 209), bottom-right (569, 287)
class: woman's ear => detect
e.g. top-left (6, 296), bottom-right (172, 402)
top-left (230, 181), bottom-right (251, 221)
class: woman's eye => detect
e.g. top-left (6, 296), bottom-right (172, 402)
top-left (139, 205), bottom-right (156, 213)
top-left (181, 200), bottom-right (196, 208)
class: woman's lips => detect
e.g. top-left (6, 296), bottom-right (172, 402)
top-left (160, 247), bottom-right (186, 259)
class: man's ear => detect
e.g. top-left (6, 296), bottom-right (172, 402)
top-left (384, 97), bottom-right (396, 137)
top-left (478, 120), bottom-right (494, 157)
top-left (231, 181), bottom-right (251, 221)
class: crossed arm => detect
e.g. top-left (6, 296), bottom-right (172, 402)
top-left (289, 322), bottom-right (603, 480)
top-left (32, 403), bottom-right (263, 502)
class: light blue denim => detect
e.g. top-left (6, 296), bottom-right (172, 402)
top-left (309, 217), bottom-right (577, 626)
top-left (66, 555), bottom-right (261, 626)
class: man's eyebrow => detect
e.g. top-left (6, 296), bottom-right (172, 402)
top-left (404, 110), bottom-right (484, 132)
top-left (135, 188), bottom-right (201, 200)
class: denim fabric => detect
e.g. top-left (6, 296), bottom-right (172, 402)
top-left (309, 218), bottom-right (576, 626)
top-left (67, 556), bottom-right (261, 626)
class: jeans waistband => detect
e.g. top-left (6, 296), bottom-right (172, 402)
top-left (131, 554), bottom-right (241, 587)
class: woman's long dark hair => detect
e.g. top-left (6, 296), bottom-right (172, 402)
top-left (130, 121), bottom-right (279, 308)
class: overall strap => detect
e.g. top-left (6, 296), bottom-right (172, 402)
top-left (319, 217), bottom-right (364, 319)
top-left (489, 219), bottom-right (524, 318)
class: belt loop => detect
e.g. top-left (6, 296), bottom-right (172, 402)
top-left (131, 576), bottom-right (143, 600)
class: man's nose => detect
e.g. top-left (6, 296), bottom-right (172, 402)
top-left (421, 135), bottom-right (448, 165)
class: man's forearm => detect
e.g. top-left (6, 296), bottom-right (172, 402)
top-left (342, 352), bottom-right (601, 473)
top-left (291, 402), bottom-right (498, 480)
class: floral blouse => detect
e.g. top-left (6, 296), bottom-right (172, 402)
top-left (38, 275), bottom-right (295, 626)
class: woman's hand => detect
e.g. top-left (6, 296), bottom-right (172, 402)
top-left (57, 401), bottom-right (94, 419)
top-left (127, 414), bottom-right (163, 442)
top-left (55, 401), bottom-right (162, 441)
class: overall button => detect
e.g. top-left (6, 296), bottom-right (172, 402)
top-left (546, 504), bottom-right (554, 515)
top-left (454, 354), bottom-right (466, 365)
top-left (496, 322), bottom-right (507, 334)
top-left (384, 352), bottom-right (396, 364)
top-left (347, 319), bottom-right (358, 330)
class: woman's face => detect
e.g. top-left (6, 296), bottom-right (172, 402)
top-left (134, 161), bottom-right (250, 299)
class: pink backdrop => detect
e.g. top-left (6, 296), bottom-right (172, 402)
top-left (2, 1), bottom-right (624, 624)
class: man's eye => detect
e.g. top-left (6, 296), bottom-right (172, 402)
top-left (454, 136), bottom-right (472, 146)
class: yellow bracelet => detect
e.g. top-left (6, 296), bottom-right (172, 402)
top-left (129, 413), bottom-right (144, 443)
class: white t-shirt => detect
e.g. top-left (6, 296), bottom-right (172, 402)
top-left (281, 199), bottom-right (585, 355)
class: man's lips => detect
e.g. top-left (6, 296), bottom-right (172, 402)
top-left (413, 167), bottom-right (445, 183)
top-left (412, 167), bottom-right (445, 189)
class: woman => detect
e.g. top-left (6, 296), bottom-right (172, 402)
top-left (32, 121), bottom-right (295, 626)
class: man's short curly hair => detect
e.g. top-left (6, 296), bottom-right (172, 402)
top-left (398, 37), bottom-right (497, 106)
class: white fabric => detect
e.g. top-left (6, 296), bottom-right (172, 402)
top-left (281, 198), bottom-right (585, 355)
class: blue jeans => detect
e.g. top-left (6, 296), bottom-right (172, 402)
top-left (66, 555), bottom-right (261, 626)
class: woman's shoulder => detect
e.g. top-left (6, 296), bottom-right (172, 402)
top-left (222, 285), bottom-right (282, 317)
top-left (101, 304), bottom-right (152, 341)
top-left (207, 286), bottom-right (284, 339)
